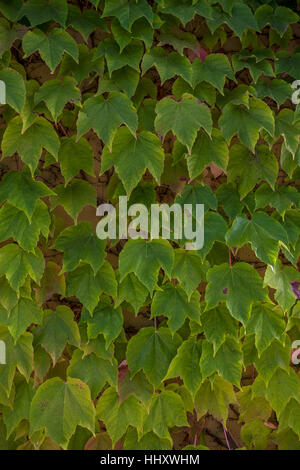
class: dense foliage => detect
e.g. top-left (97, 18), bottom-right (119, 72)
top-left (0, 0), bottom-right (299, 451)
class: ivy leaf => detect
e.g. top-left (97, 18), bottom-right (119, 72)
top-left (158, 0), bottom-right (211, 25)
top-left (116, 273), bottom-right (149, 315)
top-left (66, 261), bottom-right (117, 315)
top-left (228, 144), bottom-right (278, 199)
top-left (191, 54), bottom-right (235, 92)
top-left (38, 306), bottom-right (80, 365)
top-left (241, 418), bottom-right (271, 450)
top-left (101, 127), bottom-right (164, 195)
top-left (23, 28), bottom-right (79, 73)
top-left (171, 249), bottom-right (208, 300)
top-left (175, 183), bottom-right (217, 213)
top-left (265, 369), bottom-right (300, 415)
top-left (93, 38), bottom-right (143, 75)
top-left (21, 0), bottom-right (68, 27)
top-left (195, 375), bottom-right (236, 423)
top-left (51, 179), bottom-right (96, 222)
top-left (54, 222), bottom-right (106, 274)
top-left (158, 32), bottom-right (198, 56)
top-left (119, 239), bottom-right (174, 294)
top-left (275, 109), bottom-right (300, 157)
top-left (275, 51), bottom-right (300, 79)
top-left (255, 184), bottom-right (300, 217)
top-left (67, 350), bottom-right (117, 400)
top-left (34, 77), bottom-right (81, 122)
top-left (67, 4), bottom-right (107, 41)
top-left (30, 377), bottom-right (95, 449)
top-left (58, 136), bottom-right (94, 185)
top-left (0, 200), bottom-right (50, 252)
top-left (255, 340), bottom-right (290, 385)
top-left (197, 212), bottom-right (228, 260)
top-left (2, 378), bottom-right (35, 439)
top-left (96, 387), bottom-right (144, 445)
top-left (0, 68), bottom-right (25, 113)
top-left (219, 97), bottom-right (274, 152)
top-left (77, 92), bottom-right (138, 148)
top-left (200, 338), bottom-right (243, 388)
top-left (201, 305), bottom-right (239, 355)
top-left (187, 128), bottom-right (229, 179)
top-left (2, 116), bottom-right (60, 174)
top-left (142, 47), bottom-right (193, 85)
top-left (151, 284), bottom-right (201, 333)
top-left (126, 327), bottom-right (181, 387)
top-left (246, 303), bottom-right (286, 357)
top-left (255, 5), bottom-right (298, 37)
top-left (226, 212), bottom-right (289, 266)
top-left (84, 300), bottom-right (123, 349)
top-left (143, 390), bottom-right (188, 439)
top-left (166, 337), bottom-right (202, 398)
top-left (0, 277), bottom-right (18, 312)
top-left (59, 44), bottom-right (104, 84)
top-left (205, 262), bottom-right (267, 325)
top-left (0, 244), bottom-right (44, 293)
top-left (102, 0), bottom-right (153, 31)
top-left (0, 327), bottom-right (33, 381)
top-left (216, 183), bottom-right (244, 220)
top-left (254, 78), bottom-right (292, 106)
top-left (264, 261), bottom-right (300, 312)
top-left (155, 94), bottom-right (212, 153)
top-left (278, 399), bottom-right (300, 439)
top-left (2, 298), bottom-right (42, 341)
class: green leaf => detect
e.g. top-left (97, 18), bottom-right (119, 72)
top-left (51, 179), bottom-right (96, 222)
top-left (0, 167), bottom-right (53, 221)
top-left (0, 328), bottom-right (33, 381)
top-left (102, 0), bottom-right (153, 31)
top-left (143, 390), bottom-right (188, 439)
top-left (216, 183), bottom-right (243, 220)
top-left (187, 128), bottom-right (229, 180)
top-left (59, 44), bottom-right (104, 84)
top-left (200, 338), bottom-right (243, 388)
top-left (265, 368), bottom-right (300, 415)
top-left (126, 327), bottom-right (181, 387)
top-left (21, 0), bottom-right (68, 27)
top-left (2, 298), bottom-right (42, 341)
top-left (171, 249), bottom-right (208, 300)
top-left (84, 300), bottom-right (123, 349)
top-left (0, 200), bottom-right (50, 252)
top-left (255, 5), bottom-right (298, 37)
top-left (30, 377), bottom-right (95, 449)
top-left (0, 244), bottom-right (44, 293)
top-left (232, 53), bottom-right (274, 83)
top-left (66, 262), bottom-right (117, 315)
top-left (67, 4), bottom-right (107, 41)
top-left (34, 77), bottom-right (81, 122)
top-left (93, 38), bottom-right (143, 75)
top-left (151, 284), bottom-right (201, 333)
top-left (275, 109), bottom-right (300, 157)
top-left (275, 51), bottom-right (300, 79)
top-left (197, 212), bottom-right (228, 260)
top-left (201, 305), bottom-right (239, 355)
top-left (67, 350), bottom-right (117, 400)
top-left (58, 135), bottom-right (94, 184)
top-left (228, 144), bottom-right (278, 199)
top-left (96, 387), bottom-right (144, 445)
top-left (278, 399), bottom-right (300, 439)
top-left (77, 92), bottom-right (137, 148)
top-left (195, 375), bottom-right (236, 423)
top-left (241, 418), bottom-right (271, 450)
top-left (254, 78), bottom-right (292, 106)
top-left (2, 116), bottom-right (60, 174)
top-left (0, 68), bottom-right (25, 113)
top-left (158, 0), bottom-right (211, 25)
top-left (264, 261), bottom-right (300, 312)
top-left (23, 28), bottom-right (79, 73)
top-left (101, 127), bottom-right (164, 195)
top-left (2, 378), bottom-right (35, 438)
top-left (155, 94), bottom-right (212, 153)
top-left (255, 184), bottom-right (300, 217)
top-left (205, 262), bottom-right (267, 325)
top-left (255, 339), bottom-right (290, 385)
top-left (226, 212), bottom-right (289, 266)
top-left (142, 47), bottom-right (193, 85)
top-left (191, 54), bottom-right (235, 92)
top-left (38, 306), bottom-right (80, 365)
top-left (119, 239), bottom-right (174, 294)
top-left (116, 273), bottom-right (149, 314)
top-left (166, 337), bottom-right (202, 398)
top-left (54, 222), bottom-right (106, 274)
top-left (219, 97), bottom-right (275, 152)
top-left (246, 303), bottom-right (286, 357)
